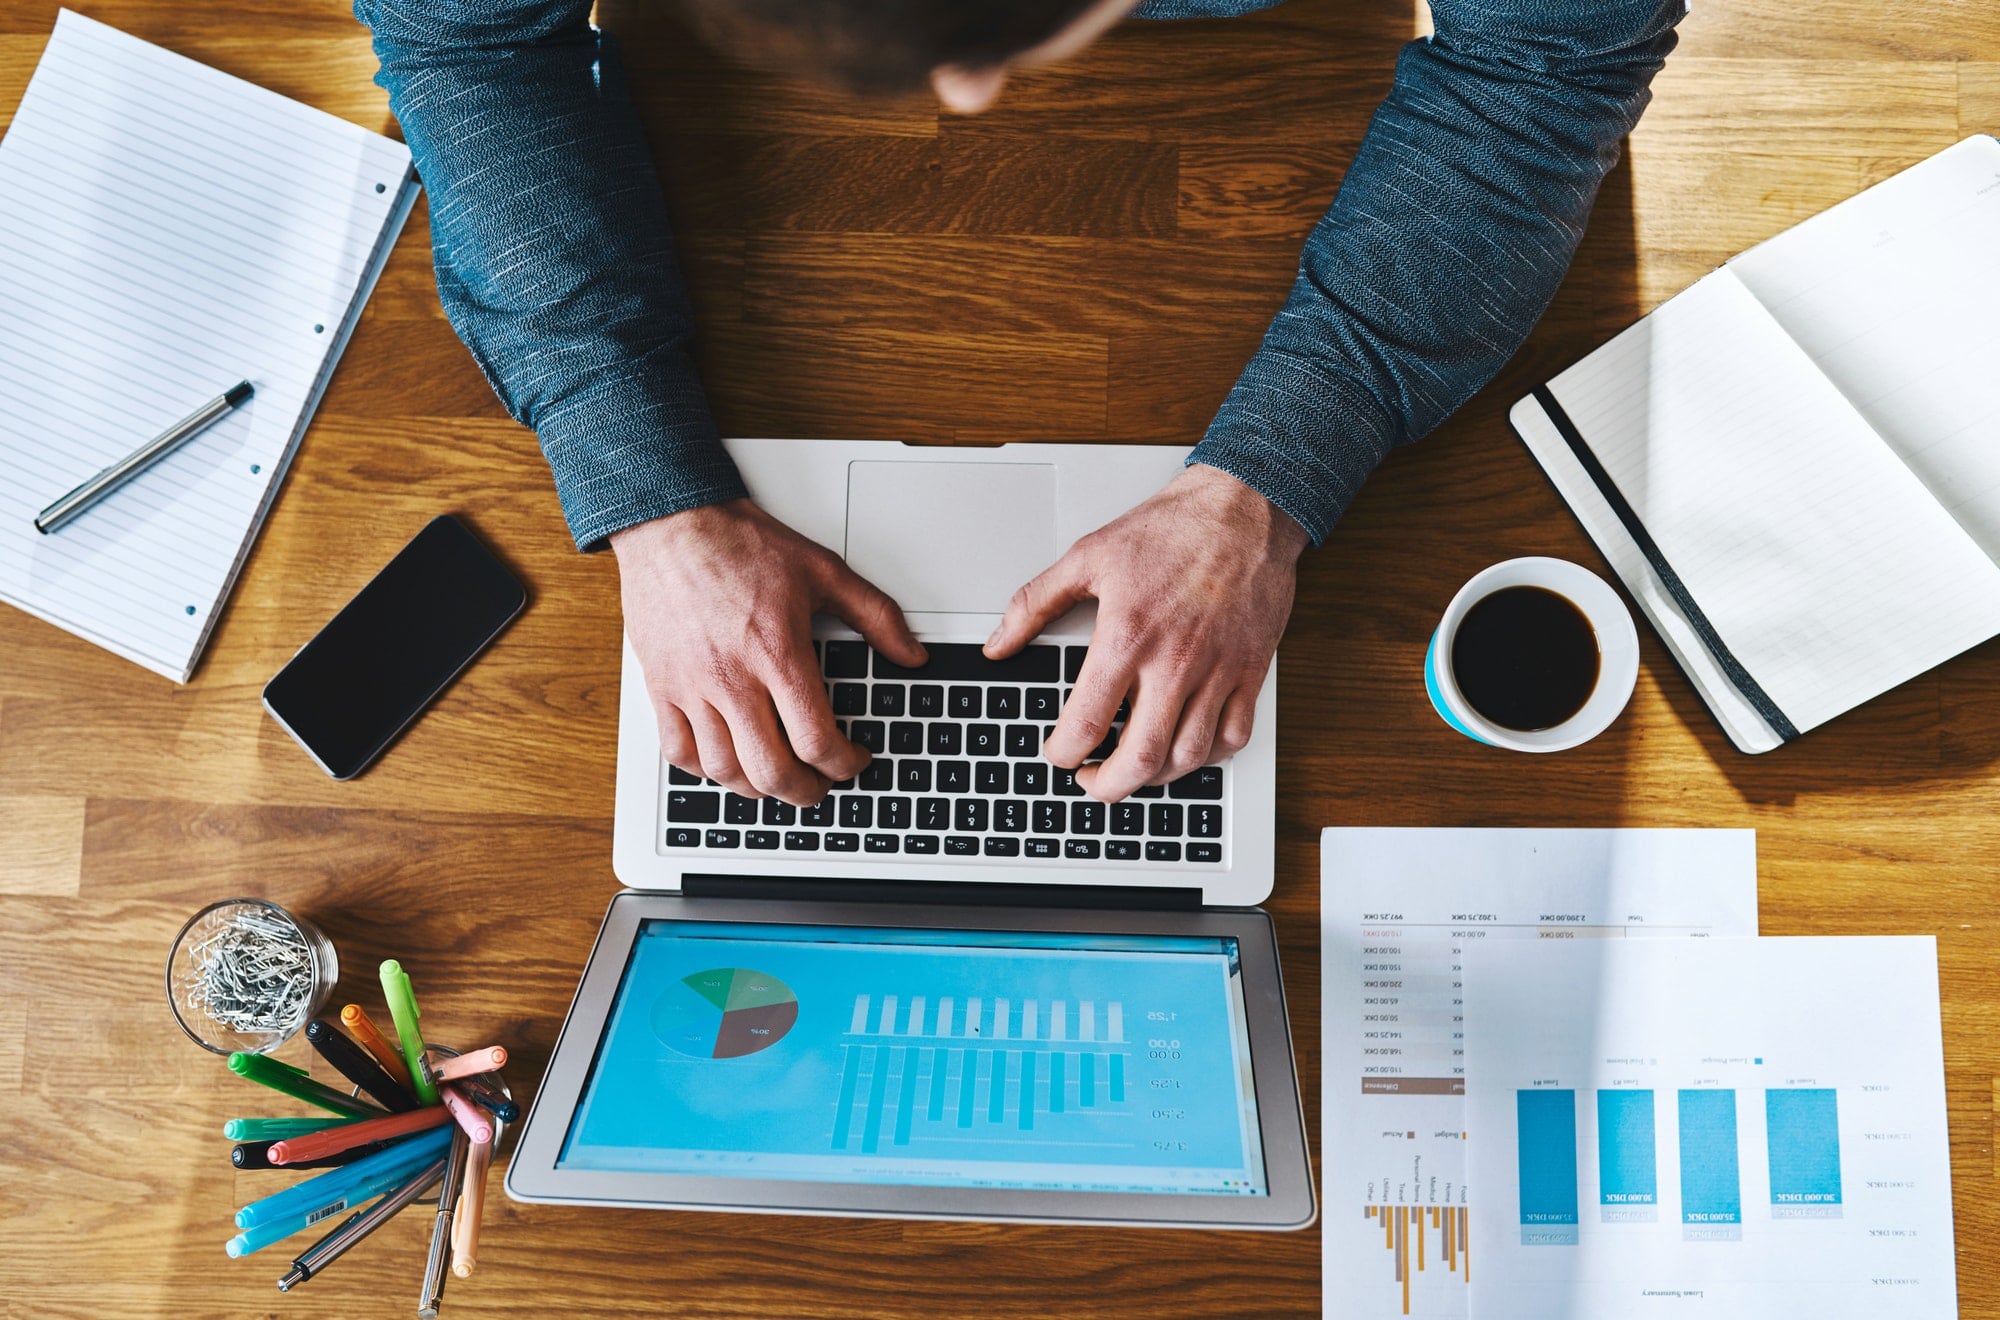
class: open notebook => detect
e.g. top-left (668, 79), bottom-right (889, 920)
top-left (0, 11), bottom-right (417, 681)
top-left (1512, 135), bottom-right (2000, 753)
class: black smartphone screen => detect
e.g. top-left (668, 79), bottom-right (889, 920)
top-left (263, 515), bottom-right (526, 779)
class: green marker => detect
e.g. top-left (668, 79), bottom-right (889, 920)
top-left (379, 960), bottom-right (438, 1104)
top-left (227, 1053), bottom-right (380, 1118)
top-left (222, 1116), bottom-right (350, 1142)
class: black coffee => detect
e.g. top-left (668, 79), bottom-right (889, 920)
top-left (1450, 586), bottom-right (1600, 732)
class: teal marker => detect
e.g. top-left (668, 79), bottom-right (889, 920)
top-left (234, 1124), bottom-right (450, 1229)
top-left (379, 959), bottom-right (438, 1105)
top-left (222, 1116), bottom-right (348, 1142)
top-left (224, 1146), bottom-right (445, 1256)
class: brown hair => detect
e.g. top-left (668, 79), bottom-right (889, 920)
top-left (679, 0), bottom-right (1104, 94)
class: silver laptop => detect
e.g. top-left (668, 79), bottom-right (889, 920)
top-left (612, 439), bottom-right (1278, 906)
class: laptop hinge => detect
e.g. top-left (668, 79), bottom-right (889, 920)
top-left (680, 874), bottom-right (1204, 912)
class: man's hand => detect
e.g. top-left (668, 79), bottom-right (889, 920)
top-left (984, 465), bottom-right (1308, 803)
top-left (612, 500), bottom-right (926, 806)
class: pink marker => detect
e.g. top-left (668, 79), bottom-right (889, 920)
top-left (430, 1046), bottom-right (507, 1082)
top-left (438, 1085), bottom-right (494, 1145)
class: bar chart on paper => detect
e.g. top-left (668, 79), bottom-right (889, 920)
top-left (1465, 937), bottom-right (1956, 1319)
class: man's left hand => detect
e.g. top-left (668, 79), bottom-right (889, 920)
top-left (983, 464), bottom-right (1309, 803)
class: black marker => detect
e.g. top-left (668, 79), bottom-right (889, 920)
top-left (305, 1018), bottom-right (422, 1113)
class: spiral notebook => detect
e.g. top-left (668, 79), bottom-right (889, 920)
top-left (0, 10), bottom-right (418, 682)
top-left (1511, 135), bottom-right (2000, 752)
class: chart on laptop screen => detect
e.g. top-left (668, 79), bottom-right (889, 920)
top-left (560, 921), bottom-right (1269, 1196)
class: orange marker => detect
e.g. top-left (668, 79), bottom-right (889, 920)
top-left (430, 1047), bottom-right (507, 1082)
top-left (438, 1085), bottom-right (494, 1145)
top-left (268, 1104), bottom-right (449, 1164)
top-left (340, 1005), bottom-right (413, 1087)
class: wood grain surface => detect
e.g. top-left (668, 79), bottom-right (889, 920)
top-left (3, 0), bottom-right (1999, 1315)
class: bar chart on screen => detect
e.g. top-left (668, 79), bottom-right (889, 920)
top-left (1465, 937), bottom-right (1955, 1320)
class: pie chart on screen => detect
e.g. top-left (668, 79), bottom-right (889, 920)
top-left (653, 968), bottom-right (799, 1058)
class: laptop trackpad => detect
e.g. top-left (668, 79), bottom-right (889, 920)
top-left (844, 461), bottom-right (1058, 615)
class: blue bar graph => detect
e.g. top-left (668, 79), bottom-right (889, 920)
top-left (1678, 1089), bottom-right (1742, 1238)
top-left (1597, 1089), bottom-right (1658, 1221)
top-left (832, 1037), bottom-right (1134, 1151)
top-left (893, 1047), bottom-right (920, 1146)
top-left (1767, 1088), bottom-right (1842, 1218)
top-left (957, 1048), bottom-right (978, 1128)
top-left (1081, 1052), bottom-right (1096, 1107)
top-left (927, 1047), bottom-right (948, 1121)
top-left (1050, 1052), bottom-right (1066, 1114)
top-left (861, 1047), bottom-right (891, 1154)
top-left (1019, 1052), bottom-right (1036, 1131)
top-left (832, 1045), bottom-right (863, 1148)
top-left (1516, 1089), bottom-right (1580, 1245)
top-left (989, 1050), bottom-right (1008, 1123)
top-left (1110, 1053), bottom-right (1125, 1102)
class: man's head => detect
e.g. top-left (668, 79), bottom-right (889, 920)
top-left (680, 0), bottom-right (1142, 113)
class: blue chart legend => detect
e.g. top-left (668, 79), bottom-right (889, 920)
top-left (1596, 1089), bottom-right (1658, 1222)
top-left (1767, 1088), bottom-right (1842, 1218)
top-left (1678, 1089), bottom-right (1744, 1240)
top-left (833, 993), bottom-right (1130, 1153)
top-left (1516, 1089), bottom-right (1580, 1245)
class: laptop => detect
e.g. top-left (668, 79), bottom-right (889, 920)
top-left (508, 440), bottom-right (1313, 1230)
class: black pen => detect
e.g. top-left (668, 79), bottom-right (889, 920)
top-left (276, 1155), bottom-right (448, 1292)
top-left (305, 1018), bottom-right (422, 1113)
top-left (232, 1138), bottom-right (386, 1171)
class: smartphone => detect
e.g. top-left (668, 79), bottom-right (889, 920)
top-left (263, 515), bottom-right (527, 779)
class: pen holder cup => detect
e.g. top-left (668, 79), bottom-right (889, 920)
top-left (167, 898), bottom-right (338, 1055)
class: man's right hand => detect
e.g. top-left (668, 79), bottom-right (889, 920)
top-left (611, 500), bottom-right (926, 806)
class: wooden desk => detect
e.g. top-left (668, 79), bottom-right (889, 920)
top-left (3, 0), bottom-right (1997, 1314)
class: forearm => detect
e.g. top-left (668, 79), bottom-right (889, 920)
top-left (1191, 0), bottom-right (1683, 544)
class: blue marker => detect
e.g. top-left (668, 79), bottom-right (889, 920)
top-left (234, 1125), bottom-right (450, 1229)
top-left (224, 1154), bottom-right (442, 1257)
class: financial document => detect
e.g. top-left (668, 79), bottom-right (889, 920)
top-left (1464, 936), bottom-right (1955, 1319)
top-left (1320, 828), bottom-right (1758, 1319)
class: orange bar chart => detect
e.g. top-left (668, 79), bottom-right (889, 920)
top-left (1364, 1204), bottom-right (1470, 1316)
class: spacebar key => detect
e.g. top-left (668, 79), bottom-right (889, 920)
top-left (874, 643), bottom-right (1059, 682)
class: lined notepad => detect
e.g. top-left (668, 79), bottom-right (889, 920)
top-left (0, 10), bottom-right (417, 681)
top-left (1512, 136), bottom-right (2000, 752)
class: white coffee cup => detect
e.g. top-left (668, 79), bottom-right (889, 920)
top-left (1424, 557), bottom-right (1639, 752)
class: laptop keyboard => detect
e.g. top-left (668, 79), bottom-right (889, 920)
top-left (662, 641), bottom-right (1225, 866)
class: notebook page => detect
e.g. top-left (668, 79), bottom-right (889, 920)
top-left (1731, 135), bottom-right (2000, 562)
top-left (1546, 266), bottom-right (2000, 735)
top-left (0, 11), bottom-right (413, 680)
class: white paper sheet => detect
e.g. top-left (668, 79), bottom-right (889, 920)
top-left (1464, 937), bottom-right (1956, 1319)
top-left (1319, 828), bottom-right (1759, 1320)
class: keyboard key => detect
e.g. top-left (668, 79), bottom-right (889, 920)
top-left (898, 760), bottom-right (933, 793)
top-left (871, 685), bottom-right (905, 717)
top-left (1033, 801), bottom-right (1066, 834)
top-left (1106, 839), bottom-right (1141, 860)
top-left (1111, 803), bottom-right (1145, 836)
top-left (1026, 838), bottom-right (1059, 858)
top-left (910, 684), bottom-right (945, 717)
top-left (666, 791), bottom-right (721, 823)
top-left (705, 829), bottom-right (741, 848)
top-left (801, 799), bottom-right (835, 827)
top-left (1065, 839), bottom-right (1101, 859)
top-left (1025, 687), bottom-right (1060, 720)
top-left (918, 798), bottom-right (950, 831)
top-left (938, 760), bottom-right (971, 794)
top-left (890, 721), bottom-right (924, 755)
top-left (1189, 805), bottom-right (1222, 838)
top-left (839, 796), bottom-right (873, 829)
top-left (762, 799), bottom-right (797, 826)
top-left (1071, 801), bottom-right (1105, 835)
top-left (859, 760), bottom-right (894, 792)
top-left (1168, 766), bottom-right (1225, 800)
top-left (823, 640), bottom-right (869, 677)
top-left (747, 830), bottom-right (780, 849)
top-left (928, 723), bottom-right (963, 756)
top-left (865, 833), bottom-right (900, 854)
top-left (1149, 804), bottom-right (1185, 836)
top-left (1012, 762), bottom-right (1047, 795)
top-left (665, 828), bottom-right (701, 848)
top-left (832, 776), bottom-right (855, 791)
top-left (955, 799), bottom-right (989, 832)
top-left (948, 686), bottom-right (982, 718)
top-left (667, 766), bottom-right (701, 786)
top-left (783, 831), bottom-right (820, 850)
top-left (874, 642), bottom-right (1060, 682)
top-left (1132, 784), bottom-right (1165, 799)
top-left (987, 686), bottom-right (1021, 719)
top-left (1088, 725), bottom-right (1120, 761)
top-left (995, 799), bottom-right (1027, 833)
top-left (984, 837), bottom-right (1021, 857)
top-left (945, 836), bottom-right (979, 856)
top-left (975, 762), bottom-right (1009, 794)
top-left (1146, 841), bottom-right (1183, 862)
top-left (827, 832), bottom-right (861, 852)
top-left (880, 796), bottom-right (912, 830)
top-left (967, 723), bottom-right (1002, 756)
top-left (1188, 842), bottom-right (1222, 863)
top-left (905, 835), bottom-right (940, 854)
top-left (1006, 725), bottom-right (1039, 758)
top-left (1064, 646), bottom-right (1087, 683)
top-left (832, 683), bottom-right (868, 716)
top-left (1052, 768), bottom-right (1085, 797)
top-left (850, 720), bottom-right (886, 753)
top-left (724, 794), bottom-right (759, 825)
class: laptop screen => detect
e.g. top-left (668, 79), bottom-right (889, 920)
top-left (558, 919), bottom-right (1269, 1197)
